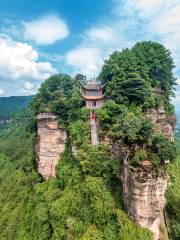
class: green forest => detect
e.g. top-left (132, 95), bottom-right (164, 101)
top-left (0, 41), bottom-right (179, 240)
top-left (0, 95), bottom-right (33, 121)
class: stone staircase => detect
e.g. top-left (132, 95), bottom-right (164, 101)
top-left (90, 119), bottom-right (99, 145)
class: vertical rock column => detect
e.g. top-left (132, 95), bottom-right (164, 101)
top-left (36, 113), bottom-right (67, 179)
top-left (121, 165), bottom-right (168, 240)
top-left (113, 107), bottom-right (176, 240)
top-left (145, 107), bottom-right (176, 142)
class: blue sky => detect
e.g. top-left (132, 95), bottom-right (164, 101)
top-left (0, 0), bottom-right (180, 108)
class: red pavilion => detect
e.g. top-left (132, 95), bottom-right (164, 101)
top-left (81, 80), bottom-right (105, 109)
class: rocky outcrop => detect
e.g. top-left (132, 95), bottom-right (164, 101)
top-left (112, 108), bottom-right (175, 240)
top-left (145, 107), bottom-right (176, 141)
top-left (121, 163), bottom-right (168, 240)
top-left (36, 113), bottom-right (67, 179)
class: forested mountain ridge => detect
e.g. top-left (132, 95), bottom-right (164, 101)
top-left (0, 95), bottom-right (33, 121)
top-left (0, 41), bottom-right (179, 240)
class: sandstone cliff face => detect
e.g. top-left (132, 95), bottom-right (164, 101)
top-left (36, 113), bottom-right (67, 179)
top-left (121, 164), bottom-right (168, 240)
top-left (145, 107), bottom-right (176, 141)
top-left (112, 107), bottom-right (175, 240)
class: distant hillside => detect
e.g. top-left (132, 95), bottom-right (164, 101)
top-left (0, 95), bottom-right (33, 121)
top-left (175, 113), bottom-right (180, 137)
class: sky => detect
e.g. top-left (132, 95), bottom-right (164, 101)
top-left (0, 0), bottom-right (180, 108)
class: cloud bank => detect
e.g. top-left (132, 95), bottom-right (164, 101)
top-left (0, 35), bottom-right (57, 95)
top-left (23, 15), bottom-right (69, 45)
top-left (65, 47), bottom-right (103, 77)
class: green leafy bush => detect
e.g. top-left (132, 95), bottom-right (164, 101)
top-left (151, 134), bottom-right (176, 164)
top-left (131, 149), bottom-right (148, 165)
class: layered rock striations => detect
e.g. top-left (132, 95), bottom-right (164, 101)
top-left (145, 107), bottom-right (176, 142)
top-left (112, 107), bottom-right (175, 240)
top-left (36, 113), bottom-right (67, 179)
top-left (121, 163), bottom-right (168, 240)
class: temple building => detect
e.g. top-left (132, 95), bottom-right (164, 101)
top-left (81, 80), bottom-right (105, 109)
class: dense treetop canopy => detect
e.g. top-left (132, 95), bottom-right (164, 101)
top-left (99, 41), bottom-right (176, 113)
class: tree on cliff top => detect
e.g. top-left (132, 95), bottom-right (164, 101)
top-left (97, 42), bottom-right (176, 168)
top-left (133, 41), bottom-right (176, 97)
top-left (31, 74), bottom-right (84, 123)
top-left (99, 41), bottom-right (176, 107)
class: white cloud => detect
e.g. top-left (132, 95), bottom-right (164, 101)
top-left (24, 81), bottom-right (35, 91)
top-left (0, 35), bottom-right (57, 83)
top-left (19, 81), bottom-right (38, 95)
top-left (23, 15), bottom-right (69, 45)
top-left (86, 26), bottom-right (117, 44)
top-left (64, 22), bottom-right (135, 77)
top-left (121, 0), bottom-right (180, 54)
top-left (149, 3), bottom-right (180, 54)
top-left (0, 89), bottom-right (5, 96)
top-left (172, 93), bottom-right (180, 108)
top-left (65, 47), bottom-right (103, 77)
top-left (122, 0), bottom-right (179, 18)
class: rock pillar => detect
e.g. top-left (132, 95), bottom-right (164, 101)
top-left (36, 113), bottom-right (67, 179)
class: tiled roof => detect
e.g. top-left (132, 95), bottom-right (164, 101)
top-left (82, 81), bottom-right (103, 90)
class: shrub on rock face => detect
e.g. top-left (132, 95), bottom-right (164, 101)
top-left (150, 134), bottom-right (176, 164)
top-left (68, 120), bottom-right (90, 145)
top-left (97, 100), bottom-right (153, 144)
top-left (131, 149), bottom-right (148, 166)
top-left (76, 144), bottom-right (119, 179)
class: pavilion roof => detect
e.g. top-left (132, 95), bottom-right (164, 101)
top-left (82, 80), bottom-right (104, 90)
